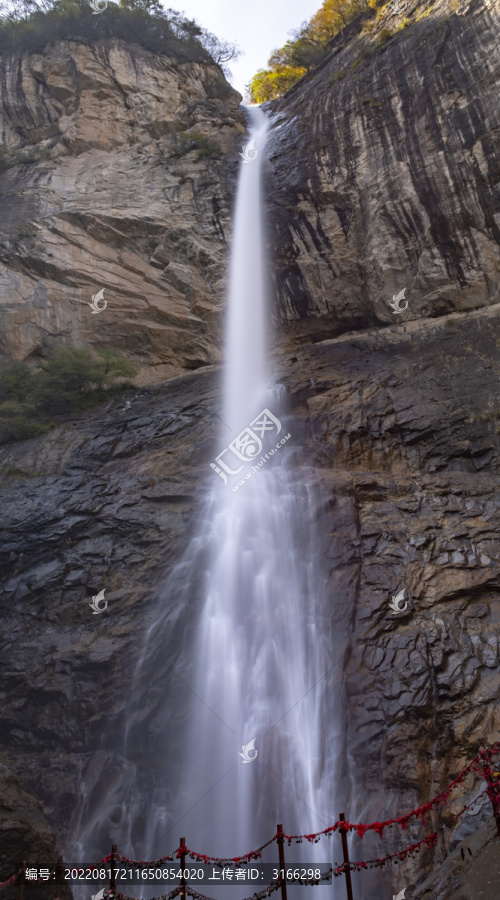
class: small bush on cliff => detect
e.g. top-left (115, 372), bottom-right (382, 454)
top-left (0, 145), bottom-right (50, 173)
top-left (376, 27), bottom-right (394, 47)
top-left (0, 347), bottom-right (136, 444)
top-left (205, 76), bottom-right (235, 100)
top-left (329, 69), bottom-right (346, 84)
top-left (171, 132), bottom-right (222, 162)
top-left (246, 0), bottom-right (372, 102)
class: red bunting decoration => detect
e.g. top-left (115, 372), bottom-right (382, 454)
top-left (177, 743), bottom-right (499, 863)
top-left (0, 870), bottom-right (22, 888)
top-left (1, 744), bottom-right (498, 890)
top-left (115, 855), bottom-right (175, 867)
top-left (97, 793), bottom-right (493, 900)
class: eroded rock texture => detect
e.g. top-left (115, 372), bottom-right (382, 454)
top-left (1, 2), bottom-right (500, 899)
top-left (0, 37), bottom-right (245, 383)
top-left (265, 0), bottom-right (500, 345)
top-left (0, 370), bottom-right (223, 888)
top-left (278, 307), bottom-right (500, 898)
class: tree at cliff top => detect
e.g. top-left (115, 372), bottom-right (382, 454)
top-left (0, 0), bottom-right (240, 73)
top-left (246, 0), bottom-right (383, 102)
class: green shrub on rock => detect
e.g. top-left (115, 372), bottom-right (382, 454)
top-left (171, 132), bottom-right (222, 162)
top-left (0, 0), bottom-right (239, 73)
top-left (0, 347), bottom-right (136, 445)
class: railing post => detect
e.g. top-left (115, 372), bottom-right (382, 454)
top-left (479, 749), bottom-right (500, 840)
top-left (55, 855), bottom-right (63, 900)
top-left (486, 771), bottom-right (500, 839)
top-left (109, 844), bottom-right (117, 895)
top-left (179, 837), bottom-right (186, 900)
top-left (339, 813), bottom-right (354, 900)
top-left (276, 824), bottom-right (287, 900)
top-left (18, 862), bottom-right (26, 900)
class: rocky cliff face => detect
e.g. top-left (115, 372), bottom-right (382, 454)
top-left (265, 0), bottom-right (500, 345)
top-left (279, 305), bottom-right (500, 898)
top-left (264, 0), bottom-right (500, 894)
top-left (0, 369), bottom-right (224, 889)
top-left (1, 2), bottom-right (500, 899)
top-left (0, 36), bottom-right (245, 383)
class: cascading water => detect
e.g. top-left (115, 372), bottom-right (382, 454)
top-left (162, 106), bottom-right (341, 870)
top-left (70, 105), bottom-right (345, 896)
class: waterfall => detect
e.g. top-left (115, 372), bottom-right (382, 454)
top-left (70, 105), bottom-right (343, 897)
top-left (224, 106), bottom-right (268, 432)
top-left (164, 106), bottom-right (340, 871)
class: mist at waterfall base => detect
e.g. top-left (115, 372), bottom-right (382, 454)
top-left (69, 106), bottom-right (347, 898)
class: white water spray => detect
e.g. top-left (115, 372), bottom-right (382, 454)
top-left (224, 109), bottom-right (268, 432)
top-left (171, 108), bottom-right (340, 867)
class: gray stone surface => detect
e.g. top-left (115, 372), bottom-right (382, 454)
top-left (0, 37), bottom-right (245, 384)
top-left (265, 0), bottom-right (500, 345)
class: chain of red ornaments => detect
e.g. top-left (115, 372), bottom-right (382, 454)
top-left (175, 744), bottom-right (500, 866)
top-left (1, 745), bottom-right (498, 886)
top-left (108, 782), bottom-right (495, 900)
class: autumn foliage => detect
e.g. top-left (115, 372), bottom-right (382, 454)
top-left (247, 0), bottom-right (381, 103)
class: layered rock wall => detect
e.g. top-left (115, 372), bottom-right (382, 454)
top-left (265, 0), bottom-right (500, 344)
top-left (0, 37), bottom-right (245, 383)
